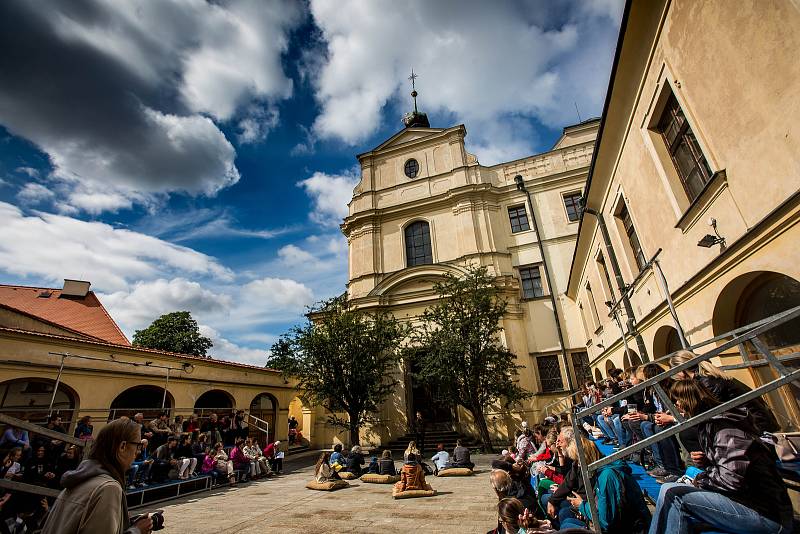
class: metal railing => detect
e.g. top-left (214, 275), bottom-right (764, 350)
top-left (0, 413), bottom-right (92, 500)
top-left (571, 304), bottom-right (800, 534)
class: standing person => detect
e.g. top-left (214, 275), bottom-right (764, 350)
top-left (413, 411), bottom-right (426, 454)
top-left (288, 416), bottom-right (299, 445)
top-left (73, 416), bottom-right (94, 441)
top-left (430, 443), bottom-right (450, 475)
top-left (41, 417), bottom-right (154, 534)
top-left (649, 379), bottom-right (793, 534)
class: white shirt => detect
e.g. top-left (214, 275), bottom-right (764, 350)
top-left (430, 451), bottom-right (450, 470)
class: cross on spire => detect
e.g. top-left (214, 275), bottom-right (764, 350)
top-left (409, 69), bottom-right (419, 113)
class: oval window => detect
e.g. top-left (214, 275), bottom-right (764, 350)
top-left (404, 158), bottom-right (419, 178)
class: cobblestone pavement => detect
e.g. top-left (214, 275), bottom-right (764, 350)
top-left (154, 453), bottom-right (498, 533)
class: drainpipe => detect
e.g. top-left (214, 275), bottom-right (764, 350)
top-left (514, 175), bottom-right (575, 391)
top-left (582, 207), bottom-right (649, 362)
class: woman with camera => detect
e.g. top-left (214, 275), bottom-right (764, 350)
top-left (42, 417), bottom-right (155, 534)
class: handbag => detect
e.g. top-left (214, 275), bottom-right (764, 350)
top-left (774, 432), bottom-right (800, 462)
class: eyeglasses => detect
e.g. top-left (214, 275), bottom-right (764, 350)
top-left (127, 441), bottom-right (143, 451)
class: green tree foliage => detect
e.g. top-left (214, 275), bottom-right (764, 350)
top-left (410, 265), bottom-right (532, 451)
top-left (267, 296), bottom-right (409, 446)
top-left (132, 311), bottom-right (213, 357)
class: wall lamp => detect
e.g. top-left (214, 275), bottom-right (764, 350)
top-left (697, 218), bottom-right (726, 249)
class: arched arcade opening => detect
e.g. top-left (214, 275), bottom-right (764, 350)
top-left (109, 385), bottom-right (174, 422)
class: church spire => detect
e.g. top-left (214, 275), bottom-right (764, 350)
top-left (402, 68), bottom-right (430, 128)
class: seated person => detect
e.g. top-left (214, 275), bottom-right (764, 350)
top-left (244, 438), bottom-right (268, 477)
top-left (394, 453), bottom-right (426, 492)
top-left (344, 445), bottom-right (364, 476)
top-left (367, 456), bottom-right (379, 474)
top-left (430, 443), bottom-right (450, 475)
top-left (252, 441), bottom-right (272, 476)
top-left (24, 445), bottom-right (57, 488)
top-left (314, 452), bottom-right (340, 482)
top-left (54, 445), bottom-right (80, 483)
top-left (1, 447), bottom-right (23, 480)
top-left (562, 436), bottom-right (651, 533)
top-left (329, 443), bottom-right (345, 469)
top-left (128, 439), bottom-right (153, 488)
top-left (229, 438), bottom-right (251, 479)
top-left (212, 442), bottom-right (236, 485)
top-left (449, 439), bottom-right (474, 469)
top-left (153, 435), bottom-right (182, 481)
top-left (649, 379), bottom-right (793, 534)
top-left (403, 441), bottom-right (420, 463)
top-left (191, 434), bottom-right (208, 472)
top-left (378, 450), bottom-right (396, 476)
top-left (175, 434), bottom-right (198, 480)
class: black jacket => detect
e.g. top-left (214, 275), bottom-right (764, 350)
top-left (695, 410), bottom-right (792, 527)
top-left (697, 375), bottom-right (779, 433)
top-left (378, 458), bottom-right (396, 476)
top-left (548, 460), bottom-right (587, 510)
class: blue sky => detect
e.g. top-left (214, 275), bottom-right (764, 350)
top-left (0, 0), bottom-right (623, 364)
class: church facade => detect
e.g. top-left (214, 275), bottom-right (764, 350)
top-left (342, 115), bottom-right (599, 444)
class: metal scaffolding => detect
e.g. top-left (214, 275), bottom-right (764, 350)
top-left (571, 303), bottom-right (800, 534)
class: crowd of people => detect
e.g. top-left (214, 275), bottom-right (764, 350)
top-left (481, 349), bottom-right (796, 534)
top-left (0, 410), bottom-right (285, 532)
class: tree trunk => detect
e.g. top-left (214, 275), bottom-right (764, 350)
top-left (348, 412), bottom-right (360, 446)
top-left (468, 404), bottom-right (494, 453)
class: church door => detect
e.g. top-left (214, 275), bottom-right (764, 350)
top-left (408, 356), bottom-right (454, 430)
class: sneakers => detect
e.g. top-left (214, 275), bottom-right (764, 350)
top-left (128, 485), bottom-right (136, 490)
top-left (648, 467), bottom-right (668, 477)
top-left (657, 474), bottom-right (681, 484)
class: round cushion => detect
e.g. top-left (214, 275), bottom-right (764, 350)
top-left (436, 467), bottom-right (474, 477)
top-left (306, 479), bottom-right (350, 491)
top-left (392, 483), bottom-right (436, 499)
top-left (360, 473), bottom-right (401, 484)
top-left (338, 471), bottom-right (358, 480)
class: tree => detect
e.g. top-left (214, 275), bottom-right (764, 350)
top-left (410, 265), bottom-right (532, 452)
top-left (132, 311), bottom-right (213, 357)
top-left (267, 295), bottom-right (409, 446)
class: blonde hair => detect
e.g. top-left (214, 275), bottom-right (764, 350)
top-left (560, 427), bottom-right (577, 461)
top-left (670, 350), bottom-right (728, 380)
top-left (404, 441), bottom-right (419, 456)
top-left (579, 435), bottom-right (602, 465)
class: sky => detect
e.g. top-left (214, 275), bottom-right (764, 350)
top-left (0, 0), bottom-right (624, 365)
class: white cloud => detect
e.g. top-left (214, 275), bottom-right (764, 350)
top-left (138, 208), bottom-right (294, 243)
top-left (199, 325), bottom-right (269, 366)
top-left (0, 202), bottom-right (231, 292)
top-left (17, 183), bottom-right (55, 204)
top-left (15, 167), bottom-right (40, 179)
top-left (100, 278), bottom-right (232, 334)
top-left (306, 0), bottom-right (622, 162)
top-left (0, 0), bottom-right (303, 213)
top-left (298, 170), bottom-right (359, 227)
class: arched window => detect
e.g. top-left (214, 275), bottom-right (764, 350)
top-left (0, 378), bottom-right (78, 426)
top-left (736, 273), bottom-right (800, 350)
top-left (405, 221), bottom-right (433, 267)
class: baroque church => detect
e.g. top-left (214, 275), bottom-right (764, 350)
top-left (341, 90), bottom-right (598, 444)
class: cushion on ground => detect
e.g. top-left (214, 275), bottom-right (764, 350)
top-left (360, 473), bottom-right (401, 483)
top-left (392, 484), bottom-right (436, 499)
top-left (338, 471), bottom-right (358, 480)
top-left (436, 467), bottom-right (473, 477)
top-left (306, 480), bottom-right (350, 491)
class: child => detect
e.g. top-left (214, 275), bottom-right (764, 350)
top-left (367, 456), bottom-right (380, 474)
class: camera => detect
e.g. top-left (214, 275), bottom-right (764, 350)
top-left (131, 510), bottom-right (164, 531)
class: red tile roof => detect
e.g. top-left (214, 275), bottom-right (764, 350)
top-left (0, 325), bottom-right (279, 373)
top-left (0, 284), bottom-right (130, 346)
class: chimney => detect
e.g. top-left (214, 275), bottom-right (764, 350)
top-left (61, 279), bottom-right (91, 299)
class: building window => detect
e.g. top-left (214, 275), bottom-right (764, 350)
top-left (508, 205), bottom-right (530, 233)
top-left (657, 93), bottom-right (713, 201)
top-left (617, 203), bottom-right (647, 271)
top-left (537, 355), bottom-right (564, 393)
top-left (571, 351), bottom-right (592, 384)
top-left (405, 221), bottom-right (433, 267)
top-left (519, 265), bottom-right (544, 299)
top-left (404, 158), bottom-right (419, 178)
top-left (597, 252), bottom-right (615, 303)
top-left (586, 283), bottom-right (601, 329)
top-left (563, 192), bottom-right (583, 222)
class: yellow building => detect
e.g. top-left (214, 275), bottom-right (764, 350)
top-left (566, 0), bottom-right (800, 425)
top-left (0, 281), bottom-right (323, 446)
top-left (342, 109), bottom-right (600, 445)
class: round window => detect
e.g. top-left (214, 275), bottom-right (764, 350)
top-left (404, 158), bottom-right (419, 178)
